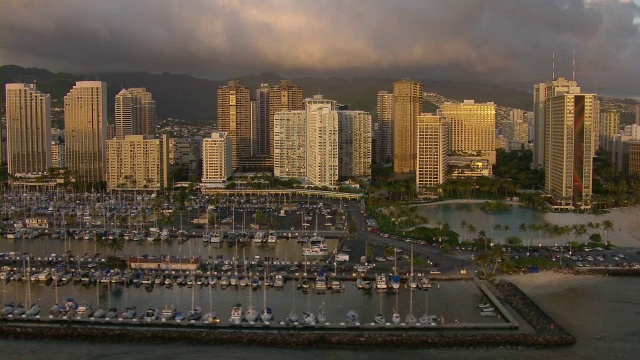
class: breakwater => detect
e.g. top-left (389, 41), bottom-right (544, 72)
top-left (1, 278), bottom-right (576, 349)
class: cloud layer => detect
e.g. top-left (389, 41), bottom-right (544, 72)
top-left (1, 0), bottom-right (639, 96)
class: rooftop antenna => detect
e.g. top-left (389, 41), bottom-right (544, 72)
top-left (572, 49), bottom-right (576, 82)
top-left (552, 51), bottom-right (555, 80)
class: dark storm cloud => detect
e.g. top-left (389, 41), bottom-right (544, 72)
top-left (1, 0), bottom-right (638, 96)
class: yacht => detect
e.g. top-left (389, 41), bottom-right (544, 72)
top-left (267, 231), bottom-right (277, 244)
top-left (274, 274), bottom-right (285, 288)
top-left (253, 231), bottom-right (265, 244)
top-left (302, 242), bottom-right (329, 258)
top-left (314, 270), bottom-right (327, 292)
top-left (210, 231), bottom-right (221, 244)
top-left (161, 306), bottom-right (177, 321)
top-left (76, 303), bottom-right (94, 318)
top-left (375, 274), bottom-right (388, 290)
top-left (230, 304), bottom-right (244, 324)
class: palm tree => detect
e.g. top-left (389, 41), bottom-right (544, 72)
top-left (602, 220), bottom-right (614, 246)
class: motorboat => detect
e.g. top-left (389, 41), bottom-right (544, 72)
top-left (314, 270), bottom-right (327, 291)
top-left (76, 303), bottom-right (95, 318)
top-left (390, 275), bottom-right (401, 290)
top-left (481, 307), bottom-right (495, 312)
top-left (330, 280), bottom-right (342, 292)
top-left (480, 311), bottom-right (497, 317)
top-left (230, 304), bottom-right (243, 324)
top-left (267, 231), bottom-right (277, 244)
top-left (1, 303), bottom-right (15, 316)
top-left (477, 302), bottom-right (492, 309)
top-left (187, 306), bottom-right (202, 321)
top-left (302, 311), bottom-right (316, 325)
top-left (175, 311), bottom-right (186, 321)
top-left (253, 231), bottom-right (265, 244)
top-left (144, 308), bottom-right (159, 321)
top-left (420, 278), bottom-right (432, 289)
top-left (419, 314), bottom-right (438, 326)
top-left (346, 310), bottom-right (360, 324)
top-left (374, 313), bottom-right (385, 324)
top-left (274, 274), bottom-right (285, 287)
top-left (287, 311), bottom-right (299, 324)
top-left (375, 274), bottom-right (387, 290)
top-left (220, 276), bottom-right (230, 287)
top-left (12, 304), bottom-right (25, 316)
top-left (302, 241), bottom-right (329, 258)
top-left (408, 275), bottom-right (418, 289)
top-left (161, 306), bottom-right (177, 321)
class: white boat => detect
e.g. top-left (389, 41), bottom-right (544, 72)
top-left (93, 308), bottom-right (107, 319)
top-left (374, 313), bottom-right (385, 324)
top-left (408, 275), bottom-right (418, 289)
top-left (13, 304), bottom-right (25, 316)
top-left (477, 302), bottom-right (492, 309)
top-left (317, 304), bottom-right (327, 324)
top-left (76, 303), bottom-right (94, 318)
top-left (481, 307), bottom-right (495, 312)
top-left (260, 307), bottom-right (273, 323)
top-left (330, 280), bottom-right (342, 292)
top-left (389, 275), bottom-right (401, 290)
top-left (405, 313), bottom-right (417, 324)
top-left (267, 231), bottom-right (277, 244)
top-left (480, 311), bottom-right (497, 317)
top-left (314, 271), bottom-right (328, 291)
top-left (144, 308), bottom-right (159, 321)
top-left (2, 304), bottom-right (15, 316)
top-left (274, 274), bottom-right (285, 288)
top-left (375, 274), bottom-right (388, 290)
top-left (230, 304), bottom-right (244, 324)
top-left (346, 310), bottom-right (359, 324)
top-left (105, 308), bottom-right (118, 319)
top-left (210, 231), bottom-right (221, 244)
top-left (160, 229), bottom-right (170, 241)
top-left (119, 307), bottom-right (136, 320)
top-left (288, 311), bottom-right (299, 324)
top-left (302, 241), bottom-right (329, 258)
top-left (302, 311), bottom-right (316, 325)
top-left (203, 311), bottom-right (219, 324)
top-left (253, 231), bottom-right (265, 243)
top-left (161, 306), bottom-right (176, 320)
top-left (420, 278), bottom-right (432, 289)
top-left (391, 311), bottom-right (401, 324)
top-left (220, 276), bottom-right (230, 287)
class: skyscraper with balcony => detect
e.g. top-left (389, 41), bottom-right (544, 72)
top-left (416, 114), bottom-right (448, 196)
top-left (106, 134), bottom-right (169, 191)
top-left (115, 88), bottom-right (157, 140)
top-left (545, 92), bottom-right (597, 209)
top-left (254, 83), bottom-right (271, 157)
top-left (338, 111), bottom-right (372, 179)
top-left (269, 80), bottom-right (303, 157)
top-left (533, 77), bottom-right (580, 170)
top-left (306, 95), bottom-right (338, 187)
top-left (64, 81), bottom-right (107, 183)
top-left (393, 80), bottom-right (422, 173)
top-left (273, 110), bottom-right (306, 180)
top-left (5, 83), bottom-right (51, 176)
top-left (440, 100), bottom-right (496, 164)
top-left (202, 131), bottom-right (232, 185)
top-left (217, 80), bottom-right (251, 171)
top-left (376, 90), bottom-right (394, 163)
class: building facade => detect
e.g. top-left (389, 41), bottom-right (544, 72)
top-left (440, 100), bottom-right (496, 164)
top-left (376, 90), bottom-right (394, 163)
top-left (532, 77), bottom-right (580, 170)
top-left (168, 137), bottom-right (202, 178)
top-left (269, 80), bottom-right (304, 158)
top-left (64, 81), bottom-right (107, 183)
top-left (416, 114), bottom-right (448, 196)
top-left (338, 111), bottom-right (372, 180)
top-left (544, 93), bottom-right (597, 209)
top-left (306, 95), bottom-right (338, 187)
top-left (202, 131), bottom-right (232, 185)
top-left (254, 84), bottom-right (270, 157)
top-left (273, 110), bottom-right (306, 180)
top-left (115, 88), bottom-right (157, 140)
top-left (599, 111), bottom-right (620, 150)
top-left (393, 80), bottom-right (423, 173)
top-left (217, 80), bottom-right (251, 171)
top-left (106, 135), bottom-right (169, 191)
top-left (5, 83), bottom-right (51, 176)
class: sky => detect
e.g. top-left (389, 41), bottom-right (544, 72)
top-left (1, 0), bottom-right (639, 97)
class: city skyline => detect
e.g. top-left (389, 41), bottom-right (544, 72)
top-left (1, 0), bottom-right (638, 98)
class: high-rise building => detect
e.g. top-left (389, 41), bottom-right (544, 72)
top-left (636, 104), bottom-right (640, 126)
top-left (202, 131), bottom-right (232, 185)
top-left (376, 91), bottom-right (394, 163)
top-left (115, 88), bottom-right (156, 140)
top-left (51, 140), bottom-right (65, 169)
top-left (269, 80), bottom-right (303, 157)
top-left (106, 134), bottom-right (169, 191)
top-left (64, 81), bottom-right (107, 183)
top-left (5, 83), bottom-right (51, 176)
top-left (545, 93), bottom-right (597, 209)
top-left (168, 137), bottom-right (203, 178)
top-left (440, 100), bottom-right (496, 164)
top-left (254, 84), bottom-right (270, 157)
top-left (273, 110), bottom-right (306, 180)
top-left (599, 110), bottom-right (620, 150)
top-left (217, 80), bottom-right (251, 171)
top-left (532, 77), bottom-right (580, 169)
top-left (306, 95), bottom-right (338, 187)
top-left (416, 114), bottom-right (448, 196)
top-left (393, 80), bottom-right (423, 173)
top-left (338, 111), bottom-right (372, 179)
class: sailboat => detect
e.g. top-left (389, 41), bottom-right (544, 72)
top-left (260, 269), bottom-right (273, 323)
top-left (408, 245), bottom-right (418, 289)
top-left (317, 301), bottom-right (327, 324)
top-left (288, 278), bottom-right (298, 324)
top-left (375, 290), bottom-right (385, 324)
top-left (203, 270), bottom-right (218, 324)
top-left (302, 287), bottom-right (315, 325)
top-left (187, 272), bottom-right (202, 321)
top-left (405, 287), bottom-right (416, 324)
top-left (245, 285), bottom-right (258, 323)
top-left (419, 289), bottom-right (437, 326)
top-left (346, 310), bottom-right (359, 324)
top-left (230, 303), bottom-right (244, 324)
